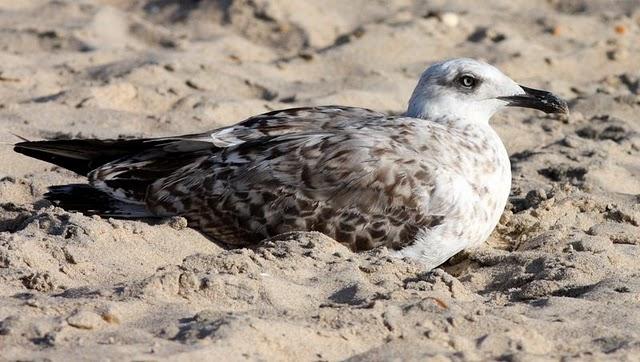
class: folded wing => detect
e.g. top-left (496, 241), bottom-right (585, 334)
top-left (14, 106), bottom-right (384, 206)
top-left (146, 120), bottom-right (447, 250)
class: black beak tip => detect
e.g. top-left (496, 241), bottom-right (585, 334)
top-left (557, 98), bottom-right (570, 115)
top-left (540, 92), bottom-right (569, 115)
top-left (521, 85), bottom-right (569, 114)
top-left (543, 97), bottom-right (569, 115)
top-left (501, 85), bottom-right (569, 115)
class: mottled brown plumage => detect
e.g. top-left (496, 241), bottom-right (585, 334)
top-left (146, 117), bottom-right (495, 250)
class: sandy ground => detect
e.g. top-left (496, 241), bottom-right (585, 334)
top-left (1, 0), bottom-right (640, 360)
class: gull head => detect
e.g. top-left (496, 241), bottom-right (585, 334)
top-left (406, 58), bottom-right (568, 124)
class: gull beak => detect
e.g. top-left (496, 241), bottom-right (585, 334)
top-left (499, 85), bottom-right (569, 114)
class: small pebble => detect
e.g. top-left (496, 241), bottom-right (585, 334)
top-left (101, 307), bottom-right (121, 324)
top-left (608, 48), bottom-right (629, 61)
top-left (441, 12), bottom-right (459, 28)
top-left (67, 310), bottom-right (104, 330)
top-left (168, 216), bottom-right (188, 230)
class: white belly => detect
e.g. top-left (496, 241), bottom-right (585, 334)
top-left (394, 143), bottom-right (511, 269)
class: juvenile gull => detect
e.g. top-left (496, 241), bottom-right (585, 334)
top-left (14, 58), bottom-right (568, 269)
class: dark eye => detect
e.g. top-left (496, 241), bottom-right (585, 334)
top-left (458, 75), bottom-right (476, 89)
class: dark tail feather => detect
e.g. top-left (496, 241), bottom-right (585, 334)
top-left (45, 184), bottom-right (153, 218)
top-left (13, 139), bottom-right (153, 176)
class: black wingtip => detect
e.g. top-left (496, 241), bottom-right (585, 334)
top-left (46, 184), bottom-right (152, 218)
top-left (14, 141), bottom-right (96, 176)
top-left (13, 138), bottom-right (154, 176)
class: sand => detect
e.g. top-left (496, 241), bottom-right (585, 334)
top-left (1, 0), bottom-right (640, 360)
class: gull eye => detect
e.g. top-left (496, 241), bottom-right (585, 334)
top-left (458, 75), bottom-right (476, 89)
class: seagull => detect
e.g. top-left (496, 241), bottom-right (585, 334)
top-left (14, 58), bottom-right (568, 269)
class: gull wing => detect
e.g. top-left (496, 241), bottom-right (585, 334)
top-left (146, 119), bottom-right (454, 249)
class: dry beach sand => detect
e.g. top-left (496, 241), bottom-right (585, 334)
top-left (1, 0), bottom-right (640, 360)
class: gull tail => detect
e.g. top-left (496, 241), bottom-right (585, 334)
top-left (14, 137), bottom-right (217, 218)
top-left (45, 184), bottom-right (153, 218)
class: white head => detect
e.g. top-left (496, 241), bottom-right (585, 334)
top-left (406, 58), bottom-right (567, 124)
